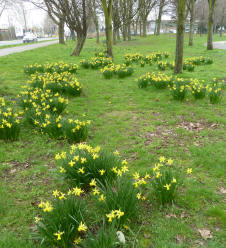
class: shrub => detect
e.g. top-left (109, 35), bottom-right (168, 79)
top-left (94, 176), bottom-right (140, 227)
top-left (28, 72), bottom-right (82, 96)
top-left (0, 97), bottom-right (22, 141)
top-left (189, 79), bottom-right (206, 99)
top-left (170, 78), bottom-right (187, 100)
top-left (55, 144), bottom-right (126, 187)
top-left (150, 157), bottom-right (179, 205)
top-left (206, 79), bottom-right (223, 104)
top-left (36, 191), bottom-right (88, 248)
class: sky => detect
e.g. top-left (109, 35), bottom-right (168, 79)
top-left (0, 2), bottom-right (46, 29)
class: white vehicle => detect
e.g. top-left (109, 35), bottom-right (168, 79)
top-left (23, 33), bottom-right (38, 43)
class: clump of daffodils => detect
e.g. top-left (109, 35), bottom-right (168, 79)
top-left (137, 72), bottom-right (172, 89)
top-left (28, 71), bottom-right (82, 96)
top-left (188, 78), bottom-right (207, 99)
top-left (170, 77), bottom-right (188, 101)
top-left (55, 144), bottom-right (127, 187)
top-left (24, 61), bottom-right (78, 75)
top-left (206, 78), bottom-right (223, 104)
top-left (101, 63), bottom-right (134, 79)
top-left (36, 190), bottom-right (87, 247)
top-left (94, 176), bottom-right (141, 227)
top-left (80, 56), bottom-right (112, 69)
top-left (150, 157), bottom-right (179, 205)
top-left (0, 97), bottom-right (22, 141)
top-left (18, 87), bottom-right (68, 115)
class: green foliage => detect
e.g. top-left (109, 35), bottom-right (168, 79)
top-left (28, 72), bottom-right (82, 96)
top-left (82, 223), bottom-right (120, 248)
top-left (55, 144), bottom-right (124, 187)
top-left (36, 194), bottom-right (87, 248)
top-left (24, 61), bottom-right (78, 75)
top-left (170, 78), bottom-right (188, 100)
top-left (150, 157), bottom-right (179, 205)
top-left (207, 80), bottom-right (223, 104)
top-left (94, 176), bottom-right (140, 227)
top-left (0, 97), bottom-right (22, 141)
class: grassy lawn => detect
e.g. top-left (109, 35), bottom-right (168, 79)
top-left (0, 34), bottom-right (225, 247)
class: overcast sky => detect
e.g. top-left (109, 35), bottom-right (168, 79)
top-left (0, 2), bottom-right (46, 29)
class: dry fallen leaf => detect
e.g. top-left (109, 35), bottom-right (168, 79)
top-left (219, 187), bottom-right (226, 194)
top-left (166, 213), bottom-right (177, 219)
top-left (198, 229), bottom-right (213, 240)
top-left (175, 235), bottom-right (183, 244)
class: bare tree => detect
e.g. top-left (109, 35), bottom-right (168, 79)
top-left (90, 0), bottom-right (101, 43)
top-left (174, 0), bottom-right (186, 74)
top-left (101, 0), bottom-right (113, 57)
top-left (207, 0), bottom-right (217, 50)
top-left (156, 0), bottom-right (169, 35)
top-left (187, 0), bottom-right (196, 46)
top-left (139, 0), bottom-right (157, 37)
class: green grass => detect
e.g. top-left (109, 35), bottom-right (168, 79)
top-left (0, 34), bottom-right (226, 248)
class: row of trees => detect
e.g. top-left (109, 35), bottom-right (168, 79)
top-left (1, 0), bottom-right (224, 74)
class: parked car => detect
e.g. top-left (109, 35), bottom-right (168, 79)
top-left (23, 33), bottom-right (38, 43)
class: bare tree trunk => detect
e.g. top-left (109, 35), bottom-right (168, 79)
top-left (156, 3), bottom-right (163, 35)
top-left (117, 29), bottom-right (120, 40)
top-left (58, 19), bottom-right (65, 44)
top-left (143, 19), bottom-right (147, 37)
top-left (139, 21), bottom-right (142, 36)
top-left (122, 24), bottom-right (127, 41)
top-left (102, 0), bottom-right (113, 58)
top-left (70, 29), bottom-right (76, 41)
top-left (71, 34), bottom-right (86, 56)
top-left (174, 0), bottom-right (186, 74)
top-left (207, 0), bottom-right (216, 50)
top-left (93, 10), bottom-right (100, 44)
top-left (127, 23), bottom-right (131, 41)
top-left (113, 28), bottom-right (117, 44)
top-left (189, 0), bottom-right (195, 46)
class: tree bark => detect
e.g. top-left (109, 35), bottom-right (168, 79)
top-left (143, 19), bottom-right (147, 37)
top-left (207, 0), bottom-right (216, 50)
top-left (117, 29), bottom-right (120, 40)
top-left (127, 23), bottom-right (131, 41)
top-left (156, 2), bottom-right (164, 35)
top-left (113, 28), bottom-right (117, 44)
top-left (188, 0), bottom-right (195, 46)
top-left (58, 18), bottom-right (65, 44)
top-left (102, 0), bottom-right (113, 58)
top-left (174, 0), bottom-right (186, 74)
top-left (71, 33), bottom-right (86, 56)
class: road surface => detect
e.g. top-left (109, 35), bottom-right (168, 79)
top-left (213, 41), bottom-right (226, 50)
top-left (0, 40), bottom-right (58, 57)
top-left (0, 37), bottom-right (56, 47)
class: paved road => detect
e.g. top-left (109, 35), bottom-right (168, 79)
top-left (0, 38), bottom-right (56, 47)
top-left (0, 40), bottom-right (58, 57)
top-left (213, 41), bottom-right (226, 50)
